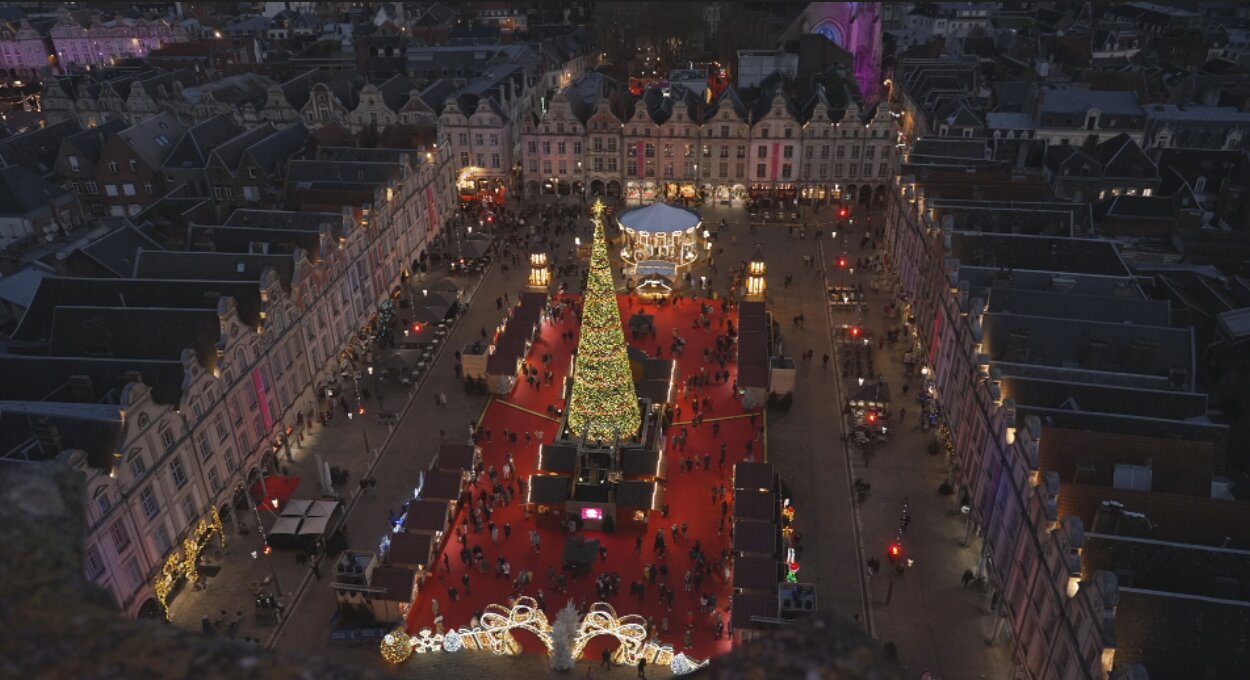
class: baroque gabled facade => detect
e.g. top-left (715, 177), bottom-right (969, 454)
top-left (519, 77), bottom-right (899, 207)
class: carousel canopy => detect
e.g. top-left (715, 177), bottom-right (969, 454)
top-left (617, 203), bottom-right (700, 233)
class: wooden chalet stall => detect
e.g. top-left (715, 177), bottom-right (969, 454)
top-left (331, 551), bottom-right (417, 624)
top-left (737, 301), bottom-right (771, 409)
top-left (434, 442), bottom-right (482, 482)
top-left (386, 531), bottom-right (435, 573)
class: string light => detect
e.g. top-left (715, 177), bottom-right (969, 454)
top-left (567, 199), bottom-right (642, 442)
top-left (380, 596), bottom-right (708, 672)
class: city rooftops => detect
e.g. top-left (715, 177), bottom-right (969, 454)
top-left (1038, 88), bottom-right (1144, 117)
top-left (950, 233), bottom-right (1128, 277)
top-left (985, 288), bottom-right (1169, 325)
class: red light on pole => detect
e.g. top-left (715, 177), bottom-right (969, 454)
top-left (850, 326), bottom-right (861, 337)
top-left (838, 256), bottom-right (848, 268)
top-left (263, 544), bottom-right (273, 556)
top-left (839, 206), bottom-right (849, 218)
top-left (867, 411), bottom-right (877, 423)
top-left (358, 406), bottom-right (365, 416)
top-left (889, 543), bottom-right (902, 559)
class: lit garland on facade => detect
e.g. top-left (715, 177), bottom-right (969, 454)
top-left (567, 199), bottom-right (641, 442)
top-left (379, 596), bottom-right (708, 674)
top-left (152, 507), bottom-right (225, 617)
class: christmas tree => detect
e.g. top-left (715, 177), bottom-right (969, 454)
top-left (567, 200), bottom-right (641, 442)
top-left (549, 600), bottom-right (578, 671)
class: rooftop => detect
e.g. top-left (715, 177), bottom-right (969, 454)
top-left (950, 233), bottom-right (1128, 277)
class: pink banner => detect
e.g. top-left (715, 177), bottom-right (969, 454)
top-left (252, 368), bottom-right (274, 430)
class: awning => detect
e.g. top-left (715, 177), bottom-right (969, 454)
top-left (377, 348), bottom-right (422, 371)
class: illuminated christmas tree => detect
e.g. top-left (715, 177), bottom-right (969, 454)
top-left (567, 200), bottom-right (641, 442)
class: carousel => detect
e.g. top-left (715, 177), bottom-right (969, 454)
top-left (617, 203), bottom-right (707, 294)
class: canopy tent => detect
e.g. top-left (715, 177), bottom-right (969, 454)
top-left (413, 290), bottom-right (457, 319)
top-left (376, 348), bottom-right (422, 371)
top-left (461, 234), bottom-right (492, 259)
top-left (309, 499), bottom-right (339, 517)
top-left (298, 515), bottom-right (332, 536)
top-left (269, 516), bottom-right (302, 536)
top-left (280, 499), bottom-right (313, 518)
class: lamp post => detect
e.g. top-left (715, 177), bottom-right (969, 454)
top-left (348, 371), bottom-right (372, 457)
top-left (242, 482), bottom-right (284, 598)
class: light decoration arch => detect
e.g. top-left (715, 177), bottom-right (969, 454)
top-left (380, 597), bottom-right (709, 674)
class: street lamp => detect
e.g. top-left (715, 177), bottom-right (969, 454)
top-left (745, 246), bottom-right (767, 297)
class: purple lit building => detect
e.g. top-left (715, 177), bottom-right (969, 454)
top-left (784, 2), bottom-right (883, 102)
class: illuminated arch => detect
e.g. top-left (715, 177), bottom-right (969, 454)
top-left (570, 603), bottom-right (649, 665)
top-left (811, 19), bottom-right (845, 47)
top-left (479, 596), bottom-right (554, 655)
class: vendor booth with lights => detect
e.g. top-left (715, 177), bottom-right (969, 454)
top-left (331, 551), bottom-right (417, 625)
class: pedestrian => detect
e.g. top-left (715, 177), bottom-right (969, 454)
top-left (601, 647), bottom-right (612, 668)
top-left (961, 569), bottom-right (975, 588)
top-left (637, 656), bottom-right (647, 678)
top-left (504, 522), bottom-right (512, 540)
top-left (311, 557), bottom-right (321, 580)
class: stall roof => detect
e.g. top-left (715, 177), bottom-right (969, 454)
top-left (575, 483), bottom-right (612, 503)
top-left (388, 532), bottom-right (433, 567)
top-left (370, 565), bottom-right (416, 603)
top-left (436, 443), bottom-right (477, 472)
top-left (734, 490), bottom-right (777, 522)
top-left (511, 303), bottom-right (542, 328)
top-left (615, 480), bottom-right (657, 508)
top-left (487, 339), bottom-right (526, 374)
top-left (733, 556), bottom-right (781, 592)
top-left (528, 474), bottom-right (572, 504)
top-left (519, 291), bottom-right (547, 309)
top-left (731, 593), bottom-right (780, 630)
top-left (404, 499), bottom-right (450, 535)
top-left (309, 500), bottom-right (338, 517)
top-left (734, 462), bottom-right (775, 492)
top-left (620, 447), bottom-right (660, 478)
top-left (538, 443), bottom-right (578, 474)
top-left (420, 469), bottom-right (464, 502)
top-left (733, 520), bottom-right (779, 556)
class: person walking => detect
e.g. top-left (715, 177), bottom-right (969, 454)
top-left (601, 647), bottom-right (612, 669)
top-left (636, 656), bottom-right (647, 678)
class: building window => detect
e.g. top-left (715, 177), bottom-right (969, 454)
top-left (124, 559), bottom-right (144, 592)
top-left (197, 430), bottom-right (213, 460)
top-left (460, 152), bottom-right (470, 167)
top-left (214, 413), bottom-right (229, 442)
top-left (86, 181), bottom-right (98, 195)
top-left (144, 181), bottom-right (154, 195)
top-left (160, 427), bottom-right (175, 451)
top-left (139, 487), bottom-right (159, 519)
top-left (107, 161), bottom-right (118, 174)
top-left (756, 163), bottom-right (767, 178)
top-left (573, 141), bottom-right (582, 155)
top-left (85, 545), bottom-right (105, 579)
top-left (757, 145), bottom-right (767, 158)
top-left (105, 184), bottom-right (119, 197)
top-left (781, 164), bottom-right (792, 179)
top-left (783, 146), bottom-right (794, 159)
top-left (182, 495), bottom-right (198, 526)
top-left (490, 153), bottom-right (500, 168)
top-left (153, 524), bottom-right (173, 555)
top-left (110, 520), bottom-right (131, 552)
top-left (208, 465), bottom-right (222, 493)
top-left (557, 141), bottom-right (566, 155)
top-left (129, 450), bottom-right (146, 480)
top-left (170, 456), bottom-right (188, 489)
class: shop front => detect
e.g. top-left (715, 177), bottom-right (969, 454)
top-left (624, 180), bottom-right (660, 205)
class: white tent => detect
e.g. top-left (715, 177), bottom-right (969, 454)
top-left (280, 499), bottom-right (313, 517)
top-left (309, 500), bottom-right (340, 517)
top-left (299, 515), bottom-right (332, 536)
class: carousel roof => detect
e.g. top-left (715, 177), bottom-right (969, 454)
top-left (617, 202), bottom-right (700, 233)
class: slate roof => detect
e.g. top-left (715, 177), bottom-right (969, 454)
top-left (1094, 133), bottom-right (1157, 179)
top-left (1044, 144), bottom-right (1101, 176)
top-left (949, 233), bottom-right (1129, 277)
top-left (732, 519), bottom-right (779, 556)
top-left (527, 474), bottom-right (572, 504)
top-left (734, 462), bottom-right (775, 492)
top-left (185, 225), bottom-right (317, 259)
top-left (730, 593), bottom-right (778, 630)
top-left (132, 250), bottom-right (294, 290)
top-left (206, 124), bottom-right (276, 172)
top-left (286, 159), bottom-right (402, 189)
top-left (986, 112), bottom-right (1035, 130)
top-left (387, 531), bottom-right (433, 567)
top-left (117, 112), bottom-right (188, 171)
top-left (982, 313), bottom-right (1193, 380)
top-left (615, 479), bottom-right (656, 508)
top-left (243, 123), bottom-right (308, 174)
top-left (0, 353), bottom-right (185, 406)
top-left (0, 401), bottom-right (124, 468)
top-left (0, 119), bottom-right (81, 175)
top-left (619, 447), bottom-right (659, 478)
top-left (224, 209), bottom-right (341, 232)
top-left (538, 443), bottom-right (577, 474)
top-left (77, 223), bottom-right (164, 277)
top-left (369, 565), bottom-right (415, 603)
top-left (1038, 88), bottom-right (1144, 117)
top-left (10, 276), bottom-right (261, 345)
top-left (733, 489), bottom-right (778, 522)
top-left (0, 165), bottom-right (70, 216)
top-left (61, 119), bottom-right (127, 165)
top-left (48, 306), bottom-right (220, 366)
top-left (403, 499), bottom-right (451, 535)
top-left (164, 114), bottom-right (244, 170)
top-left (1000, 375), bottom-right (1209, 423)
top-left (732, 556), bottom-right (780, 592)
top-left (377, 74), bottom-right (417, 112)
top-left (986, 287), bottom-right (1169, 325)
